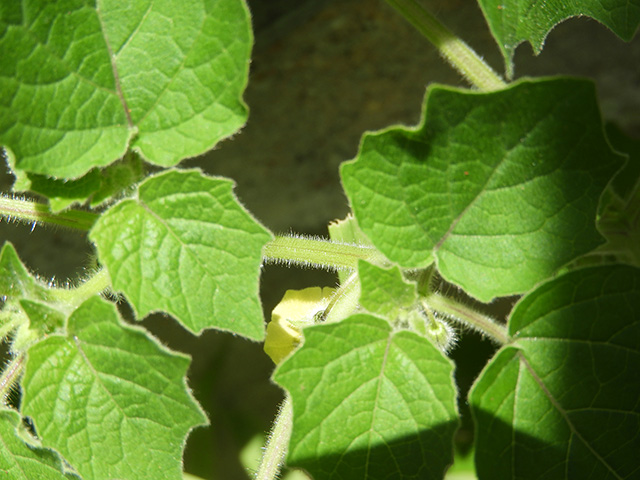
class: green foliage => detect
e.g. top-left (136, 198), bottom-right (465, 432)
top-left (0, 409), bottom-right (77, 480)
top-left (341, 78), bottom-right (624, 301)
top-left (0, 242), bottom-right (50, 301)
top-left (0, 0), bottom-right (638, 479)
top-left (13, 153), bottom-right (145, 212)
top-left (357, 261), bottom-right (417, 319)
top-left (471, 265), bottom-right (640, 478)
top-left (477, 0), bottom-right (640, 76)
top-left (0, 0), bottom-right (251, 181)
top-left (275, 315), bottom-right (458, 480)
top-left (89, 168), bottom-right (271, 339)
top-left (22, 296), bottom-right (207, 480)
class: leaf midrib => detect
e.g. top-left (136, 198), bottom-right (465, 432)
top-left (517, 350), bottom-right (623, 479)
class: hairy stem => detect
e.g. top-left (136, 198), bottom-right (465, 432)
top-left (0, 353), bottom-right (25, 404)
top-left (0, 311), bottom-right (23, 343)
top-left (255, 395), bottom-right (293, 480)
top-left (263, 235), bottom-right (388, 272)
top-left (425, 292), bottom-right (509, 345)
top-left (384, 0), bottom-right (505, 91)
top-left (0, 195), bottom-right (97, 231)
top-left (322, 272), bottom-right (361, 323)
top-left (49, 269), bottom-right (112, 310)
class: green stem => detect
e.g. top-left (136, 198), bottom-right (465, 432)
top-left (49, 269), bottom-right (111, 310)
top-left (0, 195), bottom-right (97, 231)
top-left (0, 353), bottom-right (25, 403)
top-left (322, 272), bottom-right (361, 323)
top-left (0, 311), bottom-right (23, 343)
top-left (384, 0), bottom-right (506, 91)
top-left (263, 235), bottom-right (388, 272)
top-left (425, 292), bottom-right (509, 345)
top-left (255, 395), bottom-right (293, 480)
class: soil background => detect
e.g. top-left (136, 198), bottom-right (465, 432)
top-left (1, 1), bottom-right (639, 479)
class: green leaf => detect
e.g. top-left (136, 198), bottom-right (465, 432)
top-left (328, 215), bottom-right (372, 283)
top-left (21, 296), bottom-right (207, 480)
top-left (357, 260), bottom-right (417, 320)
top-left (604, 124), bottom-right (640, 202)
top-left (12, 152), bottom-right (145, 212)
top-left (0, 409), bottom-right (76, 480)
top-left (477, 0), bottom-right (640, 76)
top-left (597, 124), bottom-right (640, 266)
top-left (0, 242), bottom-right (50, 302)
top-left (274, 315), bottom-right (459, 479)
top-left (341, 78), bottom-right (624, 301)
top-left (470, 265), bottom-right (640, 478)
top-left (328, 214), bottom-right (372, 246)
top-left (89, 169), bottom-right (272, 339)
top-left (0, 0), bottom-right (252, 180)
top-left (0, 243), bottom-right (69, 348)
top-left (18, 299), bottom-right (66, 336)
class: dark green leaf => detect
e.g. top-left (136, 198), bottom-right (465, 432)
top-left (470, 265), bottom-right (640, 479)
top-left (597, 124), bottom-right (640, 266)
top-left (477, 0), bottom-right (640, 76)
top-left (12, 152), bottom-right (145, 212)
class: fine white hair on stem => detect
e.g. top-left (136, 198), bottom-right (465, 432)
top-left (262, 233), bottom-right (385, 273)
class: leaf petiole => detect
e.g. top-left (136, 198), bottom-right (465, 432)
top-left (262, 234), bottom-right (389, 272)
top-left (254, 394), bottom-right (293, 480)
top-left (0, 353), bottom-right (25, 403)
top-left (0, 195), bottom-right (98, 231)
top-left (424, 292), bottom-right (509, 345)
top-left (384, 0), bottom-right (506, 91)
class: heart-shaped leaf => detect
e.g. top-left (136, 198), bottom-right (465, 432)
top-left (21, 296), bottom-right (207, 480)
top-left (0, 0), bottom-right (252, 180)
top-left (341, 78), bottom-right (624, 301)
top-left (274, 315), bottom-right (458, 479)
top-left (89, 169), bottom-right (272, 339)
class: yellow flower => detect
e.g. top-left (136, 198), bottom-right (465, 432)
top-left (264, 286), bottom-right (335, 365)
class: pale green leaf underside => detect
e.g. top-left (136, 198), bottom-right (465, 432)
top-left (341, 78), bottom-right (624, 301)
top-left (357, 260), bottom-right (418, 320)
top-left (0, 242), bottom-right (51, 303)
top-left (274, 315), bottom-right (458, 479)
top-left (21, 296), bottom-right (207, 480)
top-left (12, 152), bottom-right (145, 212)
top-left (89, 169), bottom-right (272, 339)
top-left (477, 0), bottom-right (640, 76)
top-left (0, 409), bottom-right (75, 480)
top-left (0, 0), bottom-right (251, 180)
top-left (470, 265), bottom-right (640, 479)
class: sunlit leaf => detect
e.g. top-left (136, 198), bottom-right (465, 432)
top-left (275, 315), bottom-right (458, 479)
top-left (0, 409), bottom-right (76, 480)
top-left (341, 78), bottom-right (623, 301)
top-left (0, 0), bottom-right (252, 180)
top-left (22, 296), bottom-right (207, 480)
top-left (90, 169), bottom-right (272, 339)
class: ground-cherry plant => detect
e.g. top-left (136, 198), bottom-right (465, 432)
top-left (1, 0), bottom-right (639, 479)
